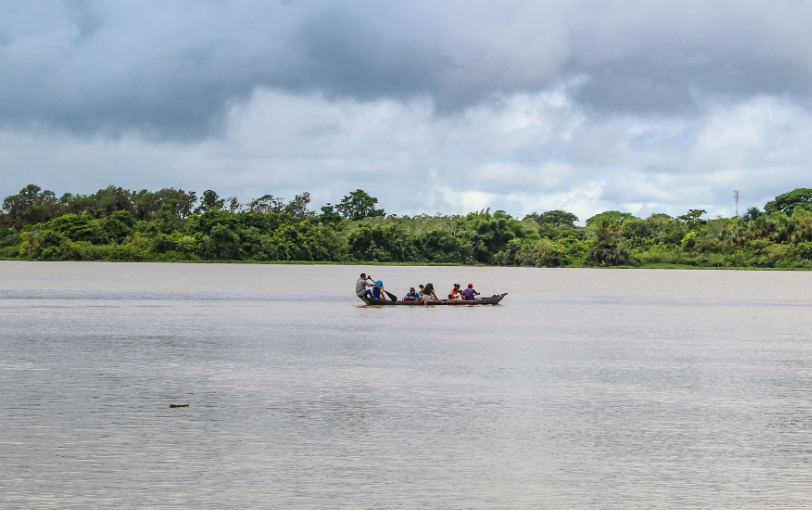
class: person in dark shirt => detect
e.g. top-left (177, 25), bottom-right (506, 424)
top-left (462, 283), bottom-right (480, 300)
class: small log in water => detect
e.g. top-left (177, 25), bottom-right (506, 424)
top-left (169, 404), bottom-right (189, 408)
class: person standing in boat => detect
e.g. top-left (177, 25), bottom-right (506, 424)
top-left (420, 282), bottom-right (440, 304)
top-left (462, 283), bottom-right (480, 300)
top-left (356, 273), bottom-right (376, 300)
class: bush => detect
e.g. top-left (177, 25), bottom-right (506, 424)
top-left (57, 240), bottom-right (113, 261)
top-left (515, 238), bottom-right (566, 267)
top-left (589, 237), bottom-right (633, 266)
top-left (347, 224), bottom-right (415, 262)
top-left (414, 230), bottom-right (472, 264)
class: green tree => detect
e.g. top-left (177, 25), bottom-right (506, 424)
top-left (643, 213), bottom-right (685, 245)
top-left (336, 189), bottom-right (385, 221)
top-left (129, 188), bottom-right (196, 220)
top-left (587, 216), bottom-right (621, 241)
top-left (347, 224), bottom-right (414, 262)
top-left (2, 184), bottom-right (64, 227)
top-left (318, 203), bottom-right (343, 226)
top-left (765, 188), bottom-right (812, 216)
top-left (48, 213), bottom-right (110, 245)
top-left (249, 194), bottom-right (285, 213)
top-left (514, 238), bottom-right (567, 267)
top-left (284, 192), bottom-right (314, 220)
top-left (196, 190), bottom-right (225, 214)
top-left (226, 197), bottom-right (242, 213)
top-left (85, 186), bottom-right (134, 218)
top-left (465, 210), bottom-right (537, 263)
top-left (586, 210), bottom-right (637, 226)
top-left (415, 229), bottom-right (472, 263)
top-left (589, 237), bottom-right (632, 266)
top-left (678, 209), bottom-right (707, 225)
top-left (526, 210), bottom-right (579, 227)
top-left (205, 223), bottom-right (243, 259)
top-left (742, 207), bottom-right (764, 222)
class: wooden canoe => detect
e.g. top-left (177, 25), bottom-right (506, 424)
top-left (360, 293), bottom-right (507, 306)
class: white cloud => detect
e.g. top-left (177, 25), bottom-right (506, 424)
top-left (2, 86), bottom-right (812, 222)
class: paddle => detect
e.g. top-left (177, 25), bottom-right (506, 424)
top-left (367, 276), bottom-right (397, 302)
top-left (382, 288), bottom-right (398, 302)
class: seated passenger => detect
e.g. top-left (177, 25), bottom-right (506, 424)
top-left (403, 287), bottom-right (419, 301)
top-left (448, 283), bottom-right (463, 300)
top-left (462, 283), bottom-right (480, 300)
top-left (420, 282), bottom-right (440, 304)
top-left (371, 280), bottom-right (383, 300)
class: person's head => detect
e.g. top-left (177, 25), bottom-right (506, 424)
top-left (454, 283), bottom-right (460, 288)
top-left (419, 284), bottom-right (424, 289)
top-left (409, 287), bottom-right (415, 292)
top-left (376, 280), bottom-right (383, 286)
top-left (360, 273), bottom-right (366, 279)
top-left (467, 283), bottom-right (473, 288)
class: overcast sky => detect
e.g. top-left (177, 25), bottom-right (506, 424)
top-left (2, 0), bottom-right (811, 221)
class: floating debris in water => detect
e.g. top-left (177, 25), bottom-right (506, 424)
top-left (169, 404), bottom-right (189, 408)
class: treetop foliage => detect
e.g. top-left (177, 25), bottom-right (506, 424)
top-left (765, 188), bottom-right (812, 216)
top-left (3, 184), bottom-right (812, 269)
top-left (335, 189), bottom-right (385, 221)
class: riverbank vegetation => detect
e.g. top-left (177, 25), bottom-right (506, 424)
top-left (2, 185), bottom-right (812, 268)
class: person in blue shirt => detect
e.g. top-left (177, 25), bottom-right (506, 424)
top-left (403, 287), bottom-right (419, 301)
top-left (371, 280), bottom-right (383, 300)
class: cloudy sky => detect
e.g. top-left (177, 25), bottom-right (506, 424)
top-left (2, 0), bottom-right (811, 221)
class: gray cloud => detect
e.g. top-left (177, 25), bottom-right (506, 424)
top-left (3, 0), bottom-right (811, 139)
top-left (2, 0), bottom-right (812, 224)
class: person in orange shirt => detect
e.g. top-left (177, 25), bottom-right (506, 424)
top-left (448, 283), bottom-right (463, 301)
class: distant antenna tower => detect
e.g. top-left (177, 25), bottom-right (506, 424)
top-left (733, 189), bottom-right (740, 216)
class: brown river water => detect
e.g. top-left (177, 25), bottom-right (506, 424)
top-left (1, 262), bottom-right (812, 509)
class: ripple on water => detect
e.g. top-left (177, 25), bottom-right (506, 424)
top-left (2, 262), bottom-right (812, 509)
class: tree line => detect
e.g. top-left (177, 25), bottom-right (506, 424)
top-left (2, 184), bottom-right (812, 268)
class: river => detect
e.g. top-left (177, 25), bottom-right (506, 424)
top-left (1, 262), bottom-right (811, 509)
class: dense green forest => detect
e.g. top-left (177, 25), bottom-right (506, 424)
top-left (2, 184), bottom-right (812, 268)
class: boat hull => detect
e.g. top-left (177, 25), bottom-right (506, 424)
top-left (360, 293), bottom-right (507, 306)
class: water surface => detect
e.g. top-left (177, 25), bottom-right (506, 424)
top-left (2, 262), bottom-right (812, 509)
